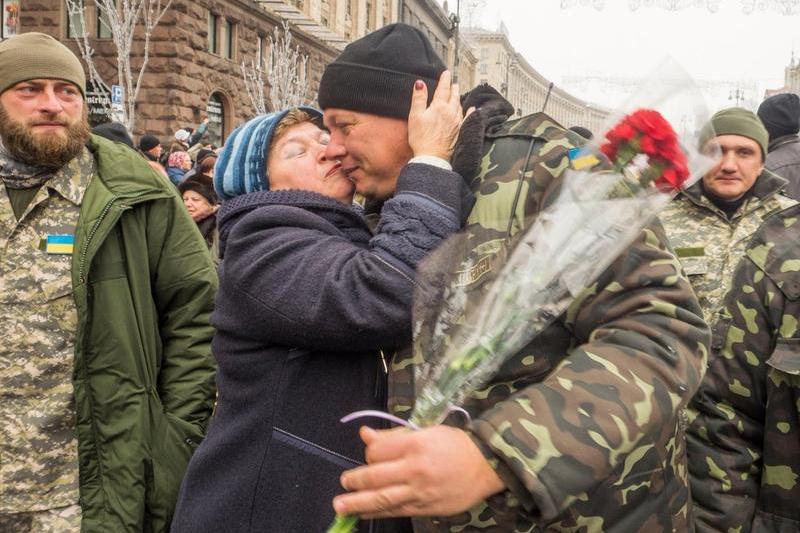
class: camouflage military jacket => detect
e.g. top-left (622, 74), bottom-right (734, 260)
top-left (659, 171), bottom-right (796, 325)
top-left (389, 109), bottom-right (710, 532)
top-left (687, 204), bottom-right (800, 533)
top-left (0, 148), bottom-right (94, 513)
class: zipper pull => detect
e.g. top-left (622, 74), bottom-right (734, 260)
top-left (375, 350), bottom-right (389, 400)
top-left (379, 350), bottom-right (389, 374)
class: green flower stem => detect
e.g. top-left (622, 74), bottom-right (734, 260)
top-left (412, 306), bottom-right (525, 426)
top-left (328, 513), bottom-right (359, 533)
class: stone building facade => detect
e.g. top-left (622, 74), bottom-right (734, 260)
top-left (7, 0), bottom-right (604, 145)
top-left (14, 0), bottom-right (341, 145)
top-left (464, 27), bottom-right (607, 134)
top-left (764, 52), bottom-right (800, 100)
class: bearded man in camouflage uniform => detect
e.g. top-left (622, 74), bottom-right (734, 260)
top-left (319, 24), bottom-right (709, 532)
top-left (687, 203), bottom-right (800, 532)
top-left (660, 107), bottom-right (797, 326)
top-left (0, 34), bottom-right (217, 532)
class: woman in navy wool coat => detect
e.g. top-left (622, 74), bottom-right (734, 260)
top-left (171, 103), bottom-right (472, 533)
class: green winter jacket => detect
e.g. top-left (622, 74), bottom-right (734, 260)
top-left (71, 136), bottom-right (217, 532)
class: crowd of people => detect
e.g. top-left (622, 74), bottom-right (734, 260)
top-left (0, 25), bottom-right (798, 533)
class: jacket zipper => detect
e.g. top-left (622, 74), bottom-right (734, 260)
top-left (505, 138), bottom-right (539, 238)
top-left (374, 349), bottom-right (389, 403)
top-left (78, 196), bottom-right (118, 284)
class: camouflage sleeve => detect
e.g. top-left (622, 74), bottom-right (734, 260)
top-left (687, 250), bottom-right (782, 531)
top-left (146, 194), bottom-right (218, 428)
top-left (470, 221), bottom-right (710, 522)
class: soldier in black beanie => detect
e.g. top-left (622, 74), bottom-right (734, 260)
top-left (758, 92), bottom-right (800, 199)
top-left (319, 23), bottom-right (468, 204)
top-left (322, 21), bottom-right (713, 533)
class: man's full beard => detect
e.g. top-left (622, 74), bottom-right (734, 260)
top-left (0, 104), bottom-right (90, 170)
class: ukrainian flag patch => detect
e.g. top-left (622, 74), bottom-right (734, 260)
top-left (44, 234), bottom-right (75, 255)
top-left (569, 147), bottom-right (600, 171)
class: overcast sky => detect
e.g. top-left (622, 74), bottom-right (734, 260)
top-left (437, 0), bottom-right (798, 113)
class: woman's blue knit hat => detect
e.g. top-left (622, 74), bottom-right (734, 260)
top-left (214, 106), bottom-right (322, 200)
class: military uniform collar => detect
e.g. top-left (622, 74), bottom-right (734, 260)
top-left (45, 147), bottom-right (95, 207)
top-left (681, 168), bottom-right (787, 213)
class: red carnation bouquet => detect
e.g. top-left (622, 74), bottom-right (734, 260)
top-left (600, 108), bottom-right (690, 190)
top-left (404, 103), bottom-right (714, 431)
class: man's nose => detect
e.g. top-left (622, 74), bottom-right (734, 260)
top-left (324, 132), bottom-right (347, 160)
top-left (720, 151), bottom-right (738, 171)
top-left (37, 86), bottom-right (65, 115)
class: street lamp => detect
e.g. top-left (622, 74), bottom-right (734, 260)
top-left (729, 86), bottom-right (745, 106)
top-left (450, 0), bottom-right (460, 83)
top-left (496, 53), bottom-right (515, 98)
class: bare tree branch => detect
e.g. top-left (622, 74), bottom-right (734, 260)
top-left (65, 0), bottom-right (111, 117)
top-left (66, 0), bottom-right (171, 131)
top-left (240, 57), bottom-right (268, 115)
top-left (266, 20), bottom-right (315, 111)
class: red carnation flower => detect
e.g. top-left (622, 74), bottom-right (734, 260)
top-left (599, 108), bottom-right (689, 190)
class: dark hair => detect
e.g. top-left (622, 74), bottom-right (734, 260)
top-left (199, 155), bottom-right (217, 176)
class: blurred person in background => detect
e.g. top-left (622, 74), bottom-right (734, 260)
top-left (166, 150), bottom-right (192, 185)
top-left (758, 92), bottom-right (800, 200)
top-left (178, 174), bottom-right (219, 255)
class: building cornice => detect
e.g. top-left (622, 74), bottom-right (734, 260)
top-left (253, 0), bottom-right (349, 52)
top-left (464, 28), bottom-right (607, 113)
top-left (418, 0), bottom-right (453, 30)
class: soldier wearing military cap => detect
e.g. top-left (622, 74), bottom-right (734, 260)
top-left (0, 33), bottom-right (216, 532)
top-left (319, 23), bottom-right (709, 532)
top-left (660, 107), bottom-right (797, 327)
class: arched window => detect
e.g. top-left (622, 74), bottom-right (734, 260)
top-left (206, 92), bottom-right (228, 147)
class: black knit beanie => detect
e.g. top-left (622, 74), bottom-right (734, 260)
top-left (318, 23), bottom-right (446, 119)
top-left (757, 93), bottom-right (800, 141)
top-left (138, 134), bottom-right (161, 152)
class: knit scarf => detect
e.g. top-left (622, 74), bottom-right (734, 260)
top-left (0, 140), bottom-right (53, 189)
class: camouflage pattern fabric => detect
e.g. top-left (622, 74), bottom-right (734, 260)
top-left (659, 170), bottom-right (796, 325)
top-left (0, 148), bottom-right (95, 513)
top-left (390, 112), bottom-right (710, 531)
top-left (687, 203), bottom-right (800, 533)
top-left (0, 503), bottom-right (81, 532)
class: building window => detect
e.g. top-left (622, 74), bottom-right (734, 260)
top-left (256, 34), bottom-right (265, 67)
top-left (208, 12), bottom-right (218, 54)
top-left (3, 0), bottom-right (19, 38)
top-left (220, 19), bottom-right (234, 59)
top-left (97, 6), bottom-right (112, 39)
top-left (480, 47), bottom-right (488, 59)
top-left (66, 0), bottom-right (84, 38)
top-left (366, 3), bottom-right (372, 30)
top-left (206, 92), bottom-right (227, 147)
top-left (479, 63), bottom-right (487, 74)
top-left (321, 0), bottom-right (330, 27)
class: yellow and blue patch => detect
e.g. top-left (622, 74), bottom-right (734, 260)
top-left (44, 234), bottom-right (75, 255)
top-left (568, 147), bottom-right (601, 171)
